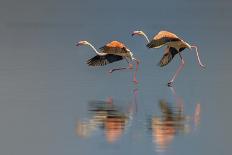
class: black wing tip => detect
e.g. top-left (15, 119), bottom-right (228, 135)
top-left (86, 61), bottom-right (106, 66)
top-left (86, 54), bottom-right (123, 67)
top-left (86, 60), bottom-right (96, 66)
top-left (157, 52), bottom-right (173, 67)
top-left (86, 57), bottom-right (107, 66)
top-left (157, 61), bottom-right (167, 67)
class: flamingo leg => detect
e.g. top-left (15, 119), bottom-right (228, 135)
top-left (133, 59), bottom-right (139, 84)
top-left (168, 53), bottom-right (185, 87)
top-left (108, 67), bottom-right (128, 73)
top-left (109, 58), bottom-right (139, 84)
top-left (125, 58), bottom-right (133, 69)
top-left (108, 59), bottom-right (133, 73)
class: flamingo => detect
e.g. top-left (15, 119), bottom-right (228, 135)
top-left (76, 89), bottom-right (138, 143)
top-left (76, 40), bottom-right (140, 83)
top-left (132, 30), bottom-right (205, 86)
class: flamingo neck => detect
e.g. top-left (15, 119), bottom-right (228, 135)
top-left (141, 33), bottom-right (150, 43)
top-left (190, 45), bottom-right (206, 68)
top-left (87, 42), bottom-right (107, 56)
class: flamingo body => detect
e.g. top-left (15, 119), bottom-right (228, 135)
top-left (99, 41), bottom-right (133, 59)
top-left (132, 30), bottom-right (205, 86)
top-left (106, 41), bottom-right (126, 48)
top-left (153, 31), bottom-right (179, 40)
top-left (147, 31), bottom-right (190, 50)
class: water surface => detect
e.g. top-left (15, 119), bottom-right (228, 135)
top-left (0, 0), bottom-right (231, 154)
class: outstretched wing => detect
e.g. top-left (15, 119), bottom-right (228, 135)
top-left (147, 31), bottom-right (181, 48)
top-left (86, 54), bottom-right (123, 66)
top-left (158, 47), bottom-right (179, 67)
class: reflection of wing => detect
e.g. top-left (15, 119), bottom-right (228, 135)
top-left (88, 100), bottom-right (116, 112)
top-left (86, 54), bottom-right (123, 66)
top-left (158, 47), bottom-right (179, 67)
top-left (147, 31), bottom-right (181, 48)
top-left (159, 100), bottom-right (173, 115)
top-left (159, 99), bottom-right (186, 123)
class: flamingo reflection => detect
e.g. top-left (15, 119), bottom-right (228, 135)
top-left (150, 87), bottom-right (201, 152)
top-left (76, 89), bottom-right (138, 143)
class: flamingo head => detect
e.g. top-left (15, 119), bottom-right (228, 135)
top-left (76, 40), bottom-right (89, 46)
top-left (132, 30), bottom-right (145, 37)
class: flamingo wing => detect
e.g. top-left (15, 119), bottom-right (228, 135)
top-left (99, 41), bottom-right (130, 56)
top-left (147, 31), bottom-right (181, 48)
top-left (86, 54), bottom-right (123, 66)
top-left (158, 47), bottom-right (179, 67)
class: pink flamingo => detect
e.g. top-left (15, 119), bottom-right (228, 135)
top-left (76, 40), bottom-right (139, 83)
top-left (132, 30), bottom-right (205, 86)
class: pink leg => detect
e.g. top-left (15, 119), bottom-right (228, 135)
top-left (108, 59), bottom-right (133, 73)
top-left (133, 60), bottom-right (139, 84)
top-left (168, 53), bottom-right (184, 87)
top-left (191, 45), bottom-right (206, 68)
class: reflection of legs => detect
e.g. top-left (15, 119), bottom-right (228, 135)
top-left (108, 58), bottom-right (133, 73)
top-left (168, 53), bottom-right (185, 86)
top-left (128, 88), bottom-right (138, 114)
top-left (170, 86), bottom-right (184, 109)
top-left (194, 103), bottom-right (201, 127)
top-left (106, 97), bottom-right (113, 104)
top-left (133, 88), bottom-right (138, 113)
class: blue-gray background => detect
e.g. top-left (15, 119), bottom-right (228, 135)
top-left (0, 0), bottom-right (231, 154)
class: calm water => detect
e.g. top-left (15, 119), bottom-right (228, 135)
top-left (0, 0), bottom-right (232, 154)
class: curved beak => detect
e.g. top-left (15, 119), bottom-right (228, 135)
top-left (76, 42), bottom-right (81, 46)
top-left (132, 31), bottom-right (140, 36)
top-left (76, 41), bottom-right (85, 46)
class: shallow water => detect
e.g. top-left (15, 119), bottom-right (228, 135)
top-left (0, 0), bottom-right (232, 155)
